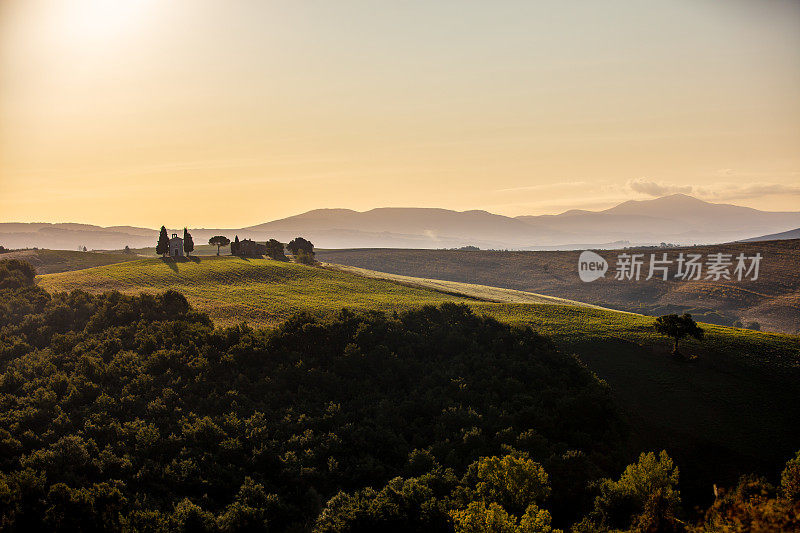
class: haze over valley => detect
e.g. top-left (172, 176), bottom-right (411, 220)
top-left (4, 194), bottom-right (800, 251)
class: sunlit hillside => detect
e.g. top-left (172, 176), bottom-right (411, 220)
top-left (28, 254), bottom-right (800, 512)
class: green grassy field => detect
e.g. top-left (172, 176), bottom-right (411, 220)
top-left (39, 256), bottom-right (471, 327)
top-left (325, 262), bottom-right (610, 309)
top-left (1, 248), bottom-right (141, 274)
top-left (37, 256), bottom-right (800, 505)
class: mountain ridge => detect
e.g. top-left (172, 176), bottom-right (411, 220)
top-left (3, 194), bottom-right (800, 250)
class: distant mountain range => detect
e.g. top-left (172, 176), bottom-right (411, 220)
top-left (3, 194), bottom-right (800, 250)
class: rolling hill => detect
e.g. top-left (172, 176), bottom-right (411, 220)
top-left (740, 227), bottom-right (800, 242)
top-left (5, 194), bottom-right (800, 250)
top-left (0, 249), bottom-right (142, 274)
top-left (39, 256), bottom-right (470, 327)
top-left (318, 239), bottom-right (800, 334)
top-left (0, 222), bottom-right (159, 250)
top-left (34, 255), bottom-right (800, 507)
top-left (35, 255), bottom-right (800, 365)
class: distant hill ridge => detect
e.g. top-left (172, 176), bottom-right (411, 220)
top-left (740, 227), bottom-right (800, 242)
top-left (3, 194), bottom-right (800, 250)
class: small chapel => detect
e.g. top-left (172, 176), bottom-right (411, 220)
top-left (168, 233), bottom-right (184, 258)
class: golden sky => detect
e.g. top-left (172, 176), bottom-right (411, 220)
top-left (1, 0), bottom-right (799, 228)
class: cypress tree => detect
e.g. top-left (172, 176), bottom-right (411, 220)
top-left (156, 226), bottom-right (169, 257)
top-left (183, 228), bottom-right (194, 257)
top-left (232, 235), bottom-right (240, 255)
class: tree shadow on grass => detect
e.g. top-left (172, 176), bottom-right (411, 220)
top-left (160, 255), bottom-right (203, 271)
top-left (160, 258), bottom-right (179, 273)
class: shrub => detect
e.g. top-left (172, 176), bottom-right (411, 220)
top-left (295, 249), bottom-right (316, 265)
top-left (0, 259), bottom-right (37, 289)
top-left (287, 237), bottom-right (314, 255)
top-left (587, 450), bottom-right (681, 532)
top-left (694, 474), bottom-right (800, 532)
top-left (265, 239), bottom-right (287, 261)
top-left (782, 450), bottom-right (800, 503)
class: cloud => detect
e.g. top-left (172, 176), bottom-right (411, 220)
top-left (627, 178), bottom-right (693, 196)
top-left (695, 183), bottom-right (800, 201)
top-left (495, 181), bottom-right (588, 193)
top-left (626, 177), bottom-right (800, 201)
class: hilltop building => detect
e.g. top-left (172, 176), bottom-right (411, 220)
top-left (169, 233), bottom-right (184, 258)
top-left (236, 239), bottom-right (267, 257)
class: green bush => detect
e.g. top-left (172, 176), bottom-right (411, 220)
top-left (294, 249), bottom-right (316, 265)
top-left (0, 259), bottom-right (37, 290)
top-left (585, 450), bottom-right (681, 532)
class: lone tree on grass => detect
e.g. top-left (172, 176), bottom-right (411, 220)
top-left (183, 228), bottom-right (194, 257)
top-left (288, 237), bottom-right (315, 265)
top-left (208, 236), bottom-right (230, 256)
top-left (654, 313), bottom-right (703, 358)
top-left (287, 237), bottom-right (314, 256)
top-left (265, 239), bottom-right (287, 261)
top-left (156, 226), bottom-right (169, 257)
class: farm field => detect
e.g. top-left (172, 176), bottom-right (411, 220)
top-left (323, 262), bottom-right (611, 309)
top-left (36, 255), bottom-right (800, 507)
top-left (317, 239), bottom-right (800, 334)
top-left (1, 248), bottom-right (141, 274)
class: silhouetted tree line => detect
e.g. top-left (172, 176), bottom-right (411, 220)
top-left (0, 258), bottom-right (797, 532)
top-left (205, 235), bottom-right (312, 263)
top-left (146, 233), bottom-right (312, 262)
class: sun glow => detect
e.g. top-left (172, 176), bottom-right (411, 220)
top-left (58, 0), bottom-right (155, 40)
top-left (16, 0), bottom-right (159, 54)
top-left (1, 1), bottom-right (799, 227)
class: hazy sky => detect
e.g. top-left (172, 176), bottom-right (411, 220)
top-left (1, 0), bottom-right (799, 228)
